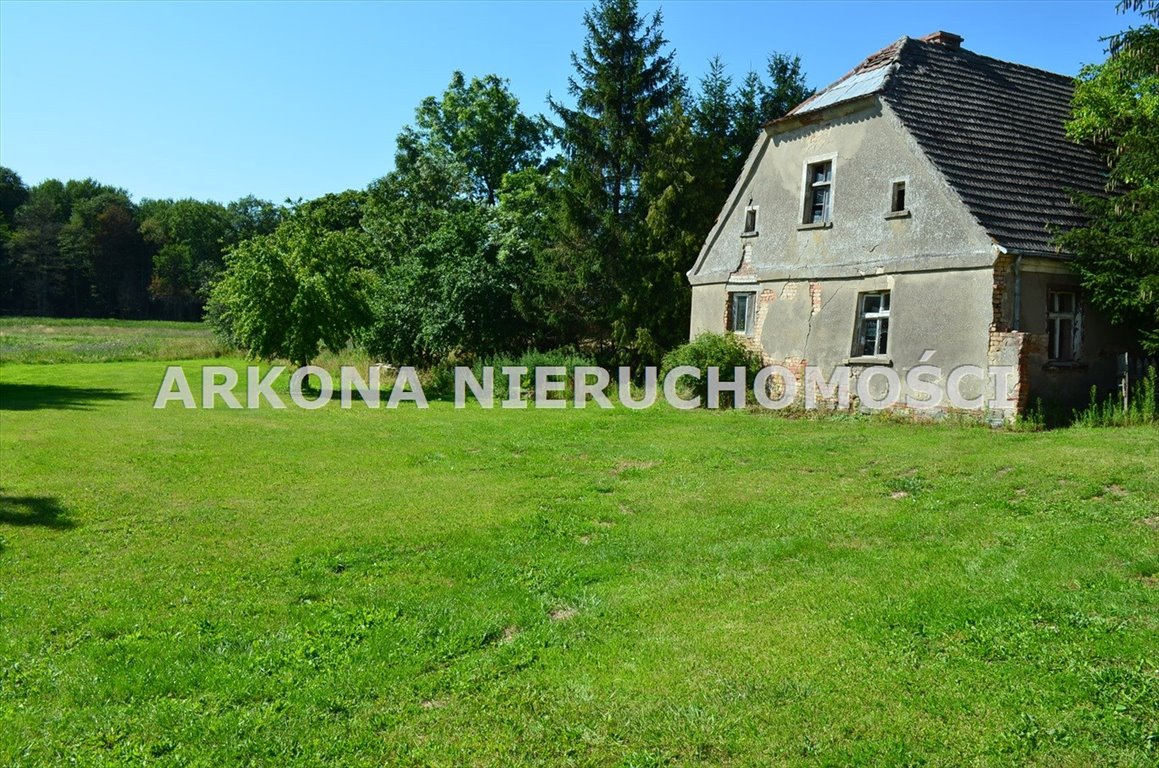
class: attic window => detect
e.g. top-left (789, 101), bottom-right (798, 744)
top-left (890, 181), bottom-right (906, 212)
top-left (743, 203), bottom-right (758, 236)
top-left (804, 161), bottom-right (832, 224)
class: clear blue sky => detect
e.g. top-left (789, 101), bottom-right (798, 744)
top-left (0, 0), bottom-right (1144, 205)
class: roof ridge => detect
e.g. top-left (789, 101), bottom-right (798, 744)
top-left (907, 36), bottom-right (1078, 82)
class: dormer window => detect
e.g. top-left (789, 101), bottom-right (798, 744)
top-left (804, 161), bottom-right (832, 224)
top-left (742, 202), bottom-right (758, 236)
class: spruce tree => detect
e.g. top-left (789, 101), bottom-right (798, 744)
top-left (549, 0), bottom-right (681, 357)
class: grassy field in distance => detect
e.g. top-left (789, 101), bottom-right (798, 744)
top-left (0, 331), bottom-right (1156, 765)
top-left (0, 317), bottom-right (228, 364)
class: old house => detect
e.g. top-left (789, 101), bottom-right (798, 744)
top-left (686, 31), bottom-right (1124, 419)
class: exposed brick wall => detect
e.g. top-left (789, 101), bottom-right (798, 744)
top-left (991, 253), bottom-right (1013, 332)
top-left (988, 330), bottom-right (1030, 418)
top-left (733, 244), bottom-right (756, 278)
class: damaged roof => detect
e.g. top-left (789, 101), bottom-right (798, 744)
top-left (779, 32), bottom-right (1107, 256)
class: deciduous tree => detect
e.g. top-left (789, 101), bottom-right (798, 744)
top-left (1059, 0), bottom-right (1159, 352)
top-left (209, 207), bottom-right (372, 368)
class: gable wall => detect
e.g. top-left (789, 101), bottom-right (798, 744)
top-left (690, 99), bottom-right (995, 284)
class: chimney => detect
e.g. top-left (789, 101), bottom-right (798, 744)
top-left (921, 31), bottom-right (963, 50)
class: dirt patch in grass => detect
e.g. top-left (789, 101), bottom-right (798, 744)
top-left (610, 459), bottom-right (661, 476)
top-left (550, 607), bottom-right (578, 622)
top-left (1093, 484), bottom-right (1130, 501)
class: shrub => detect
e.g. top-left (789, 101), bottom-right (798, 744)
top-left (476, 347), bottom-right (598, 401)
top-left (660, 332), bottom-right (763, 408)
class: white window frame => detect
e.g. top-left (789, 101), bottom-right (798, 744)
top-left (802, 158), bottom-right (834, 224)
top-left (854, 290), bottom-right (891, 357)
top-left (742, 203), bottom-right (759, 236)
top-left (1047, 289), bottom-right (1080, 362)
top-left (729, 291), bottom-right (756, 336)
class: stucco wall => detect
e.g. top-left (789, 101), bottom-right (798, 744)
top-left (689, 282), bottom-right (728, 339)
top-left (687, 97), bottom-right (1009, 414)
top-left (697, 267), bottom-right (998, 410)
top-left (688, 99), bottom-right (995, 286)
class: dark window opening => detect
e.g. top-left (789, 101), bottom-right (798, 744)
top-left (891, 181), bottom-right (906, 212)
top-left (1048, 290), bottom-right (1078, 361)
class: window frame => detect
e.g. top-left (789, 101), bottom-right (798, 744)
top-left (800, 156), bottom-right (836, 225)
top-left (853, 290), bottom-right (891, 358)
top-left (742, 202), bottom-right (759, 236)
top-left (890, 180), bottom-right (907, 213)
top-left (728, 291), bottom-right (756, 336)
top-left (1047, 289), bottom-right (1080, 362)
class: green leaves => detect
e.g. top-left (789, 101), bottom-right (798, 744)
top-left (209, 210), bottom-right (372, 368)
top-left (1060, 8), bottom-right (1159, 352)
top-left (399, 71), bottom-right (547, 206)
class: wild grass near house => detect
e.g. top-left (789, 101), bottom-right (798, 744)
top-left (0, 357), bottom-right (1156, 766)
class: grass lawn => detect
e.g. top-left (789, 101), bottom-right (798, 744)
top-left (0, 357), bottom-right (1156, 766)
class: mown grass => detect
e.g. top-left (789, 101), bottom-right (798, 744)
top-left (0, 317), bottom-right (229, 364)
top-left (0, 358), bottom-right (1156, 766)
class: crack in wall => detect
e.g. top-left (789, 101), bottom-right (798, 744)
top-left (802, 282), bottom-right (845, 361)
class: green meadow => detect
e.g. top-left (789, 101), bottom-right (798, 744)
top-left (0, 317), bottom-right (228, 364)
top-left (0, 323), bottom-right (1156, 766)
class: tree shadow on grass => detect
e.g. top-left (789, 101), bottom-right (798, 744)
top-left (0, 382), bottom-right (129, 411)
top-left (0, 491), bottom-right (76, 530)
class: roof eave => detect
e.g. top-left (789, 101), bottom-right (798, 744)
top-left (764, 93), bottom-right (880, 135)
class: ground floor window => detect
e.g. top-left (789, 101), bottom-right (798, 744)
top-left (854, 290), bottom-right (890, 357)
top-left (1048, 290), bottom-right (1079, 361)
top-left (728, 291), bottom-right (755, 335)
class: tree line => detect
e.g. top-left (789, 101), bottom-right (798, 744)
top-left (1059, 0), bottom-right (1159, 354)
top-left (0, 172), bottom-right (286, 321)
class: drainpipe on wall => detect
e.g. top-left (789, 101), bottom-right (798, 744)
top-left (1012, 254), bottom-right (1022, 331)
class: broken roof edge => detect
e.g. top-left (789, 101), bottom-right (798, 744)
top-left (764, 36), bottom-right (908, 128)
top-left (764, 92), bottom-right (881, 136)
